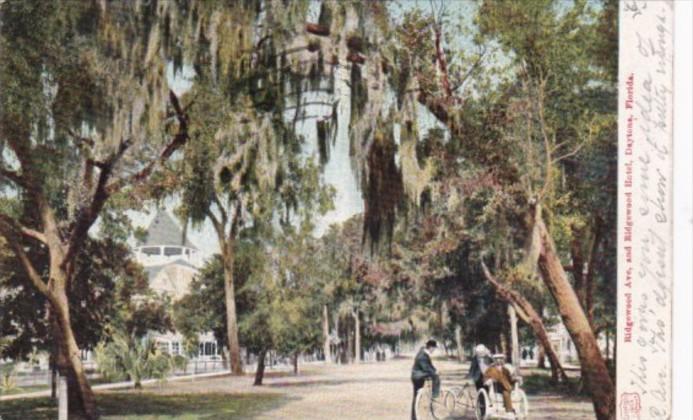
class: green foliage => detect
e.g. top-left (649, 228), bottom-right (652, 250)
top-left (0, 235), bottom-right (169, 359)
top-left (94, 329), bottom-right (178, 388)
top-left (0, 362), bottom-right (19, 395)
top-left (176, 228), bottom-right (325, 360)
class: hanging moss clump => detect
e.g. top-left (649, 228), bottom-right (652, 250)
top-left (362, 118), bottom-right (404, 252)
top-left (349, 63), bottom-right (368, 129)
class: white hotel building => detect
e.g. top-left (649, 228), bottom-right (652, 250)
top-left (133, 209), bottom-right (222, 361)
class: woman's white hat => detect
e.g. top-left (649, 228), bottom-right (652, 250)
top-left (474, 344), bottom-right (489, 357)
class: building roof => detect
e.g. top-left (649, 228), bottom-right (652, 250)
top-left (140, 209), bottom-right (198, 250)
top-left (144, 259), bottom-right (197, 279)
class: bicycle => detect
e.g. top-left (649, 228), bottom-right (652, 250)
top-left (446, 377), bottom-right (529, 419)
top-left (446, 381), bottom-right (479, 417)
top-left (414, 378), bottom-right (455, 420)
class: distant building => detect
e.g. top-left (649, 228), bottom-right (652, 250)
top-left (134, 210), bottom-right (221, 361)
top-left (521, 314), bottom-right (613, 368)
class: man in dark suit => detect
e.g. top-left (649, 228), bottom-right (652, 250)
top-left (410, 339), bottom-right (440, 420)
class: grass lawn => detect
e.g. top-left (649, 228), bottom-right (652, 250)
top-left (0, 376), bottom-right (116, 397)
top-left (0, 392), bottom-right (288, 420)
top-left (522, 370), bottom-right (590, 398)
top-left (0, 384), bottom-right (49, 396)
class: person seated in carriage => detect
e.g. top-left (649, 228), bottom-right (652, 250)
top-left (468, 344), bottom-right (517, 415)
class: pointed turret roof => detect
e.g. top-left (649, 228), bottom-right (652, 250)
top-left (140, 209), bottom-right (197, 250)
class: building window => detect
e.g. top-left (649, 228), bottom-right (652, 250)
top-left (142, 247), bottom-right (161, 256)
top-left (171, 342), bottom-right (180, 355)
top-left (164, 247), bottom-right (182, 256)
top-left (198, 341), bottom-right (217, 357)
top-left (157, 341), bottom-right (170, 354)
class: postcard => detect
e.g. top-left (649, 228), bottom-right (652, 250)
top-left (0, 1), bottom-right (682, 419)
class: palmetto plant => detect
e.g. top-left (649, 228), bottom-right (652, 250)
top-left (0, 362), bottom-right (19, 395)
top-left (94, 330), bottom-right (175, 389)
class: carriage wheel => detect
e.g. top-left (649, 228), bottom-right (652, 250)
top-left (475, 388), bottom-right (490, 420)
top-left (512, 388), bottom-right (529, 418)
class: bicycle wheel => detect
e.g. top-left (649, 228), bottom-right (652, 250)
top-left (442, 388), bottom-right (457, 415)
top-left (430, 389), bottom-right (453, 419)
top-left (475, 388), bottom-right (490, 420)
top-left (460, 383), bottom-right (478, 416)
top-left (512, 388), bottom-right (529, 418)
top-left (415, 387), bottom-right (433, 420)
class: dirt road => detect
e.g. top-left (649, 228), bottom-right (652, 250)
top-left (142, 356), bottom-right (595, 419)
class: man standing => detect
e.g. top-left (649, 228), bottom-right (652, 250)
top-left (411, 339), bottom-right (440, 420)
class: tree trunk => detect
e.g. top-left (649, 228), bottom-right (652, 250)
top-left (346, 322), bottom-right (353, 364)
top-left (254, 349), bottom-right (267, 386)
top-left (570, 225), bottom-right (587, 306)
top-left (537, 345), bottom-right (546, 369)
top-left (322, 304), bottom-right (331, 363)
top-left (481, 261), bottom-right (569, 383)
top-left (585, 219), bottom-right (602, 329)
top-left (500, 331), bottom-right (509, 359)
top-left (353, 311), bottom-right (361, 363)
top-left (536, 217), bottom-right (615, 420)
top-left (508, 306), bottom-right (521, 367)
top-left (454, 325), bottom-right (463, 362)
top-left (50, 350), bottom-right (57, 401)
top-left (51, 285), bottom-right (98, 420)
top-left (334, 314), bottom-right (343, 364)
top-left (293, 352), bottom-right (299, 374)
top-left (221, 244), bottom-right (243, 375)
top-left (221, 346), bottom-right (229, 370)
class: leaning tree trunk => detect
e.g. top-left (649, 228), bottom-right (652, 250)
top-left (322, 304), bottom-right (331, 363)
top-left (221, 242), bottom-right (243, 375)
top-left (254, 349), bottom-right (267, 386)
top-left (536, 217), bottom-right (615, 420)
top-left (481, 262), bottom-right (569, 383)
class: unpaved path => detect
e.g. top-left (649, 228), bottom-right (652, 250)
top-left (123, 356), bottom-right (595, 419)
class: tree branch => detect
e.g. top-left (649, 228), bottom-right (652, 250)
top-left (211, 195), bottom-right (228, 229)
top-left (0, 166), bottom-right (28, 188)
top-left (67, 129), bottom-right (95, 148)
top-left (536, 77), bottom-right (553, 200)
top-left (60, 138), bottom-right (132, 274)
top-left (63, 90), bottom-right (191, 273)
top-left (105, 90), bottom-right (190, 195)
top-left (480, 260), bottom-right (531, 321)
top-left (451, 48), bottom-right (487, 94)
top-left (230, 200), bottom-right (243, 238)
top-left (205, 208), bottom-right (226, 245)
top-left (0, 224), bottom-right (50, 296)
top-left (0, 214), bottom-right (47, 244)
